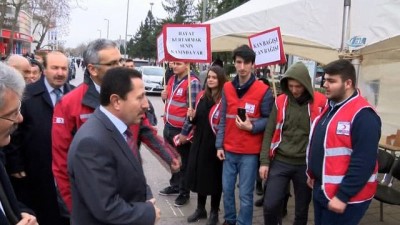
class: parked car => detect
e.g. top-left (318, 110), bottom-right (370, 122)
top-left (141, 66), bottom-right (164, 94)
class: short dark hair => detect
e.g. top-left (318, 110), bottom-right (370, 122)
top-left (125, 58), bottom-right (134, 63)
top-left (29, 58), bottom-right (43, 73)
top-left (232, 45), bottom-right (256, 64)
top-left (100, 67), bottom-right (142, 106)
top-left (323, 59), bottom-right (356, 87)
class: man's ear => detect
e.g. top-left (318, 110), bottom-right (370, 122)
top-left (87, 64), bottom-right (98, 77)
top-left (109, 94), bottom-right (121, 110)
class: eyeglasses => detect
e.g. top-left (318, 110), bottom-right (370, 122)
top-left (92, 60), bottom-right (121, 67)
top-left (0, 100), bottom-right (22, 123)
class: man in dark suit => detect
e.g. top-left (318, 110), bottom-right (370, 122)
top-left (5, 51), bottom-right (73, 225)
top-left (68, 67), bottom-right (160, 224)
top-left (0, 62), bottom-right (37, 225)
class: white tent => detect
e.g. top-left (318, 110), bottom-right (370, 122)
top-left (205, 0), bottom-right (400, 135)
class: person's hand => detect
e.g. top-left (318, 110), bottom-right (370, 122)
top-left (170, 158), bottom-right (181, 172)
top-left (217, 149), bottom-right (225, 160)
top-left (259, 166), bottom-right (269, 180)
top-left (11, 171), bottom-right (26, 179)
top-left (235, 114), bottom-right (253, 131)
top-left (147, 198), bottom-right (156, 205)
top-left (161, 90), bottom-right (167, 100)
top-left (187, 108), bottom-right (195, 118)
top-left (306, 177), bottom-right (314, 189)
top-left (154, 205), bottom-right (161, 224)
top-left (178, 134), bottom-right (188, 145)
top-left (17, 213), bottom-right (38, 225)
top-left (328, 197), bottom-right (347, 214)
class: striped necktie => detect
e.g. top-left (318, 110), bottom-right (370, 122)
top-left (53, 88), bottom-right (62, 105)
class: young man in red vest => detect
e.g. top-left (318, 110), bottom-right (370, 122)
top-left (216, 45), bottom-right (274, 225)
top-left (259, 62), bottom-right (327, 225)
top-left (307, 59), bottom-right (381, 225)
top-left (160, 61), bottom-right (202, 207)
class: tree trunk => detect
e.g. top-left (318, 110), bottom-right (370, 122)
top-left (6, 5), bottom-right (21, 56)
top-left (35, 28), bottom-right (48, 50)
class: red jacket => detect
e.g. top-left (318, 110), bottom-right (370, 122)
top-left (308, 93), bottom-right (378, 203)
top-left (164, 75), bottom-right (198, 128)
top-left (223, 81), bottom-right (268, 154)
top-left (270, 91), bottom-right (327, 158)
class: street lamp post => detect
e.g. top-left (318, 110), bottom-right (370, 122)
top-left (97, 29), bottom-right (102, 38)
top-left (124, 0), bottom-right (130, 58)
top-left (104, 18), bottom-right (109, 39)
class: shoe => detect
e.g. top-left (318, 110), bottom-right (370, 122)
top-left (222, 220), bottom-right (235, 225)
top-left (174, 194), bottom-right (189, 207)
top-left (187, 208), bottom-right (207, 222)
top-left (159, 186), bottom-right (179, 196)
top-left (256, 181), bottom-right (263, 196)
top-left (206, 211), bottom-right (219, 225)
top-left (254, 197), bottom-right (264, 207)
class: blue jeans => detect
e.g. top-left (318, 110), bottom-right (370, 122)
top-left (313, 184), bottom-right (371, 225)
top-left (222, 152), bottom-right (258, 225)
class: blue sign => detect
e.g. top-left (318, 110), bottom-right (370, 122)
top-left (347, 36), bottom-right (367, 48)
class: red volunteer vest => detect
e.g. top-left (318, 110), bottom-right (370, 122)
top-left (310, 92), bottom-right (378, 203)
top-left (269, 91), bottom-right (327, 158)
top-left (223, 81), bottom-right (268, 154)
top-left (164, 75), bottom-right (199, 128)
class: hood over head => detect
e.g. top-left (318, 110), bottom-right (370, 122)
top-left (280, 62), bottom-right (314, 100)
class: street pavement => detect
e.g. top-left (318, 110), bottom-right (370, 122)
top-left (70, 68), bottom-right (399, 225)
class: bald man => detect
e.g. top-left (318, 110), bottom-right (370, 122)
top-left (6, 55), bottom-right (33, 84)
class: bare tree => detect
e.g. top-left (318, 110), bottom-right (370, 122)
top-left (29, 0), bottom-right (71, 50)
top-left (5, 0), bottom-right (30, 56)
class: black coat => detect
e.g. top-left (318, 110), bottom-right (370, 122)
top-left (0, 161), bottom-right (33, 225)
top-left (4, 77), bottom-right (73, 225)
top-left (186, 97), bottom-right (222, 195)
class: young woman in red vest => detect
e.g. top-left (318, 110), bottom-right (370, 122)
top-left (185, 66), bottom-right (227, 225)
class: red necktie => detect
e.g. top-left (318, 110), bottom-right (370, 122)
top-left (125, 129), bottom-right (141, 164)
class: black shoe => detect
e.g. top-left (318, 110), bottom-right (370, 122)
top-left (222, 220), bottom-right (235, 225)
top-left (187, 208), bottom-right (207, 222)
top-left (254, 197), bottom-right (264, 207)
top-left (206, 211), bottom-right (219, 225)
top-left (159, 186), bottom-right (179, 196)
top-left (174, 194), bottom-right (189, 207)
top-left (256, 181), bottom-right (263, 196)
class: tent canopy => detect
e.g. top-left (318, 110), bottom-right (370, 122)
top-left (205, 0), bottom-right (400, 64)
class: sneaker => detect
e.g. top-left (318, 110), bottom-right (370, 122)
top-left (187, 208), bottom-right (207, 222)
top-left (206, 211), bottom-right (219, 225)
top-left (158, 186), bottom-right (179, 196)
top-left (174, 194), bottom-right (189, 207)
top-left (254, 197), bottom-right (264, 207)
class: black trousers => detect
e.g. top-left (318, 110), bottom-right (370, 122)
top-left (163, 125), bottom-right (191, 195)
top-left (263, 160), bottom-right (311, 225)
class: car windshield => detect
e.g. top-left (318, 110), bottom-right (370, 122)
top-left (142, 67), bottom-right (163, 76)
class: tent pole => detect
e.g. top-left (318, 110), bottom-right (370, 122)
top-left (352, 57), bottom-right (361, 87)
top-left (340, 0), bottom-right (351, 52)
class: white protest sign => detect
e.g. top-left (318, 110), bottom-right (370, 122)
top-left (157, 33), bottom-right (165, 63)
top-left (163, 24), bottom-right (211, 63)
top-left (248, 27), bottom-right (286, 67)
